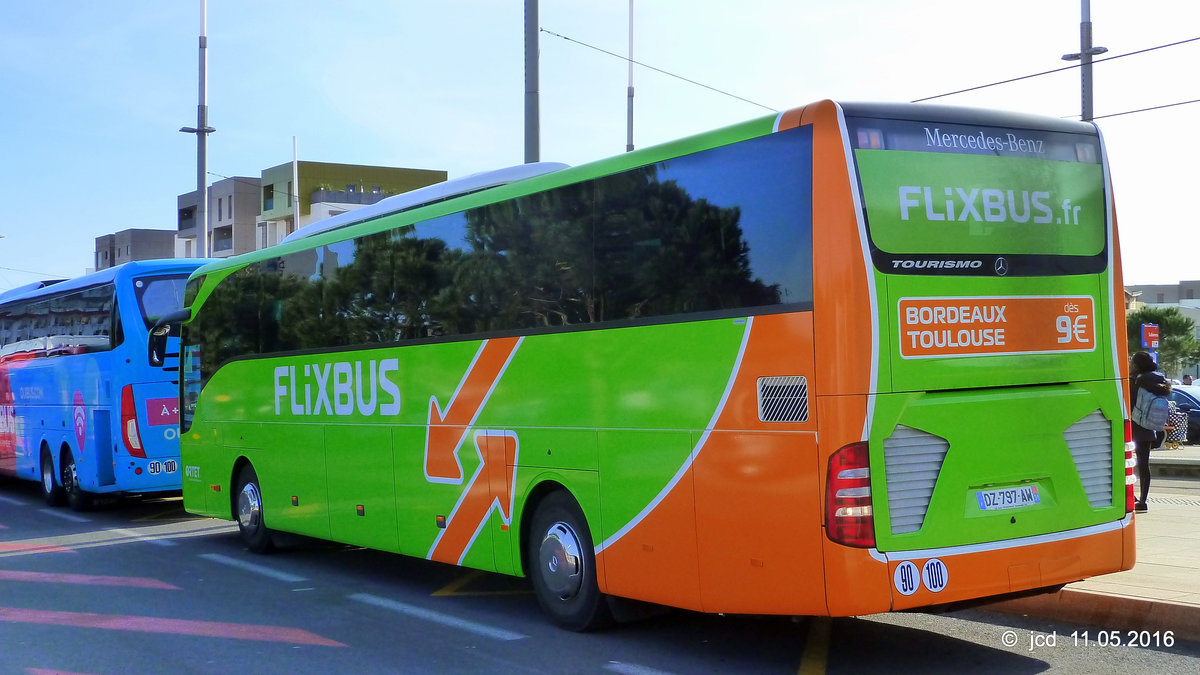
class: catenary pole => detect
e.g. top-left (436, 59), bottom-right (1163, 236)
top-left (524, 0), bottom-right (539, 163)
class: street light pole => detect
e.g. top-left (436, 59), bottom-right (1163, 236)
top-left (1062, 0), bottom-right (1107, 122)
top-left (626, 0), bottom-right (634, 153)
top-left (524, 0), bottom-right (539, 164)
top-left (180, 0), bottom-right (215, 258)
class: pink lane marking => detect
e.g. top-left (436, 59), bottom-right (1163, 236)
top-left (0, 543), bottom-right (73, 554)
top-left (0, 607), bottom-right (346, 647)
top-left (0, 570), bottom-right (178, 589)
top-left (27, 669), bottom-right (98, 675)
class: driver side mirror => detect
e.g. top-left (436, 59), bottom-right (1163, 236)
top-left (148, 308), bottom-right (192, 367)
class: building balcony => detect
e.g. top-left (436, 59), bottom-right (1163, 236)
top-left (311, 189), bottom-right (389, 206)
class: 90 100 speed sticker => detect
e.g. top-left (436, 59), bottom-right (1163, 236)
top-left (148, 460), bottom-right (178, 475)
top-left (894, 558), bottom-right (949, 595)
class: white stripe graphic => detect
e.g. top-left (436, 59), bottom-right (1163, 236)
top-left (834, 102), bottom-right (880, 441)
top-left (881, 513), bottom-right (1131, 562)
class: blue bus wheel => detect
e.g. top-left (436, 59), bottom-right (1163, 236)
top-left (61, 452), bottom-right (91, 512)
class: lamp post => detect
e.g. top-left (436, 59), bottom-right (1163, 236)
top-left (180, 0), bottom-right (215, 257)
top-left (524, 0), bottom-right (539, 164)
top-left (1061, 0), bottom-right (1107, 122)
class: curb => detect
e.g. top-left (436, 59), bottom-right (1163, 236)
top-left (984, 587), bottom-right (1200, 644)
top-left (1149, 458), bottom-right (1200, 479)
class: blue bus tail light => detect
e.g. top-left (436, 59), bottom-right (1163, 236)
top-left (121, 385), bottom-right (146, 458)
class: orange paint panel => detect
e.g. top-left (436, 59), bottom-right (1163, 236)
top-left (803, 100), bottom-right (877, 399)
top-left (821, 543), bottom-right (894, 615)
top-left (692, 430), bottom-right (825, 614)
top-left (596, 430), bottom-right (702, 611)
top-left (898, 296), bottom-right (1095, 359)
top-left (596, 474), bottom-right (703, 611)
top-left (888, 522), bottom-right (1129, 610)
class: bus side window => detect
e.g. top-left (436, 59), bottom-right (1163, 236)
top-left (111, 298), bottom-right (125, 348)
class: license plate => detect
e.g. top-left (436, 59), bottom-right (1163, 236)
top-left (976, 485), bottom-right (1040, 511)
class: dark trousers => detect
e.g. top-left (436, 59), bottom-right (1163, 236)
top-left (1134, 438), bottom-right (1152, 504)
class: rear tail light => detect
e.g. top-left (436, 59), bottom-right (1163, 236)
top-left (826, 442), bottom-right (875, 547)
top-left (1124, 420), bottom-right (1136, 513)
top-left (121, 385), bottom-right (146, 458)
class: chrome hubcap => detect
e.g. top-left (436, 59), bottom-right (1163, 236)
top-left (63, 461), bottom-right (78, 492)
top-left (538, 521), bottom-right (583, 599)
top-left (42, 459), bottom-right (54, 493)
top-left (237, 481), bottom-right (262, 530)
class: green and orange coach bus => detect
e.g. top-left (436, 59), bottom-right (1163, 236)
top-left (165, 100), bottom-right (1135, 630)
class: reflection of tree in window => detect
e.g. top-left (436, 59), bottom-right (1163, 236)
top-left (190, 131), bottom-right (807, 371)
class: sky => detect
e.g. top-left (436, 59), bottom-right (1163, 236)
top-left (1, 0), bottom-right (1197, 293)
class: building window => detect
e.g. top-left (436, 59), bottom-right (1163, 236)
top-left (287, 181), bottom-right (294, 209)
top-left (218, 197), bottom-right (224, 222)
top-left (1158, 293), bottom-right (1165, 303)
top-left (263, 185), bottom-right (274, 211)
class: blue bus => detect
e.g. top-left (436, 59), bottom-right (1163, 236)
top-left (0, 259), bottom-right (209, 509)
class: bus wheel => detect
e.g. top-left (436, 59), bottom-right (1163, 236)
top-left (527, 491), bottom-right (611, 631)
top-left (234, 464), bottom-right (274, 553)
top-left (61, 452), bottom-right (91, 512)
top-left (40, 450), bottom-right (65, 507)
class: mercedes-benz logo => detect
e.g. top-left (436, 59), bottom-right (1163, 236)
top-left (994, 257), bottom-right (1010, 276)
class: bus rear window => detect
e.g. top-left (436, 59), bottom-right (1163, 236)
top-left (134, 275), bottom-right (187, 329)
top-left (847, 115), bottom-right (1107, 277)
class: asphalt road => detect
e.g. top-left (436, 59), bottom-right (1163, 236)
top-left (1, 476), bottom-right (1198, 674)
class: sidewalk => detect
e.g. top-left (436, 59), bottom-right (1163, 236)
top-left (986, 443), bottom-right (1200, 642)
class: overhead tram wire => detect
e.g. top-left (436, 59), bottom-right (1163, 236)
top-left (1090, 98), bottom-right (1200, 120)
top-left (539, 28), bottom-right (778, 113)
top-left (0, 265), bottom-right (64, 278)
top-left (913, 36), bottom-right (1200, 103)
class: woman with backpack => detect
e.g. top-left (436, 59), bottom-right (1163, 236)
top-left (1130, 351), bottom-right (1172, 513)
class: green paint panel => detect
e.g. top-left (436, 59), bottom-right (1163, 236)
top-left (597, 429), bottom-right (695, 543)
top-left (870, 379), bottom-right (1124, 552)
top-left (326, 425), bottom-right (399, 552)
top-left (881, 274), bottom-right (1108, 392)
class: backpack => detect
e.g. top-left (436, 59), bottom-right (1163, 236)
top-left (1132, 381), bottom-right (1171, 431)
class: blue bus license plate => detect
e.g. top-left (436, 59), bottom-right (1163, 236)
top-left (976, 485), bottom-right (1040, 511)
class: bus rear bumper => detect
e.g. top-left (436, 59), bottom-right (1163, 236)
top-left (881, 514), bottom-right (1134, 612)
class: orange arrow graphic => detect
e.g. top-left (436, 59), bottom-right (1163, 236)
top-left (424, 337), bottom-right (521, 484)
top-left (428, 431), bottom-right (520, 564)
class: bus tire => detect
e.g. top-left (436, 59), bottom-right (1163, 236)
top-left (526, 490), bottom-right (611, 631)
top-left (61, 451), bottom-right (91, 512)
top-left (234, 464), bottom-right (274, 553)
top-left (40, 449), bottom-right (65, 507)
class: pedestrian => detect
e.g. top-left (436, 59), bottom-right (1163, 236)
top-left (1130, 351), bottom-right (1171, 513)
top-left (1184, 374), bottom-right (1194, 385)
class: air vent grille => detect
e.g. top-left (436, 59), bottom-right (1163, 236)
top-left (1064, 410), bottom-right (1114, 508)
top-left (884, 425), bottom-right (949, 535)
top-left (757, 376), bottom-right (809, 422)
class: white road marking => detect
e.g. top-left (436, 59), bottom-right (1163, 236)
top-left (198, 553), bottom-right (309, 583)
top-left (349, 592), bottom-right (528, 641)
top-left (37, 509), bottom-right (90, 523)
